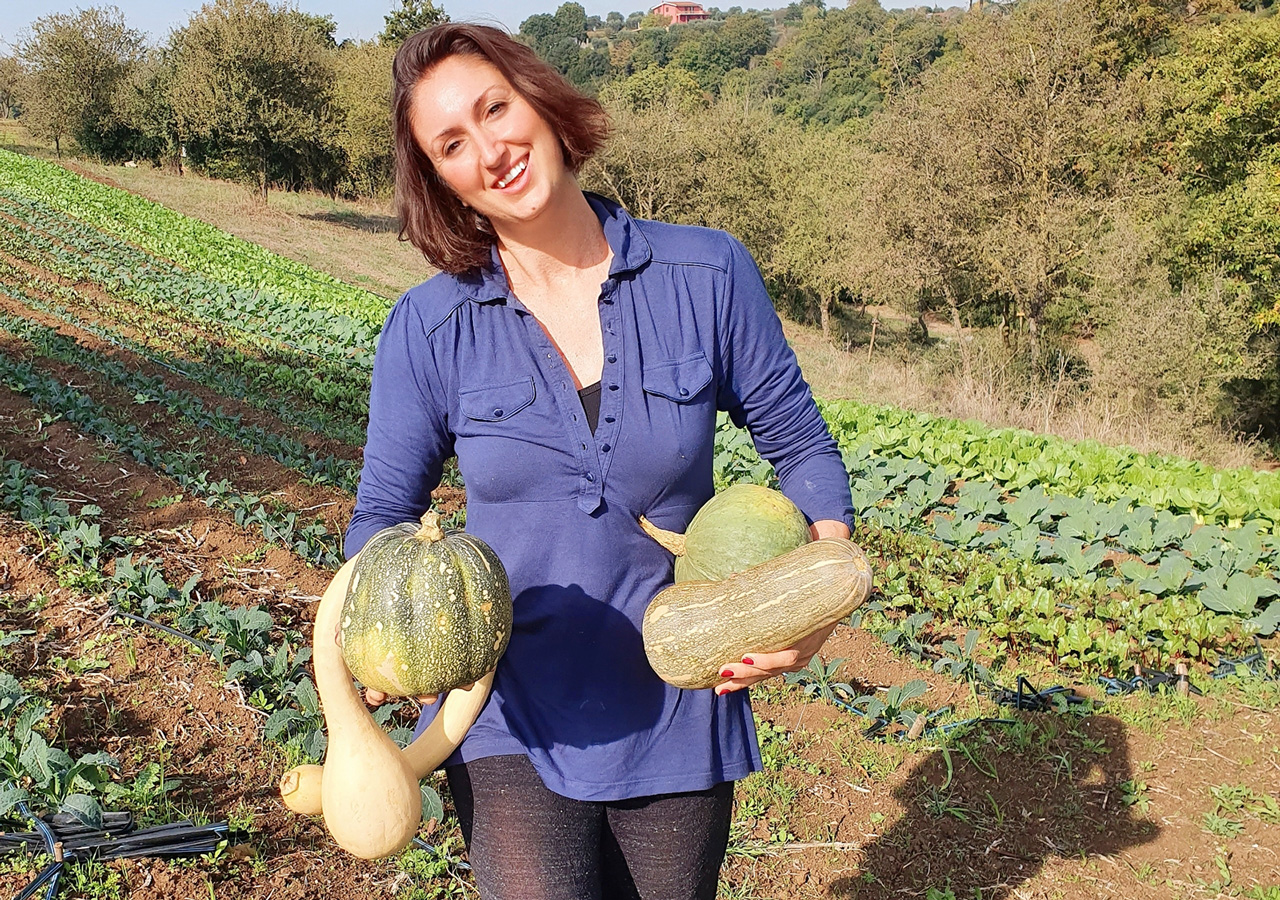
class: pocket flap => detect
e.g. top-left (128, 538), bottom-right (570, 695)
top-left (642, 352), bottom-right (713, 403)
top-left (459, 377), bottom-right (536, 422)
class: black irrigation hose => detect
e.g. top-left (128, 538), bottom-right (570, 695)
top-left (412, 837), bottom-right (472, 872)
top-left (4, 806), bottom-right (234, 899)
top-left (11, 803), bottom-right (62, 900)
top-left (1211, 638), bottom-right (1278, 681)
top-left (986, 676), bottom-right (1095, 712)
top-left (110, 608), bottom-right (214, 654)
top-left (1098, 668), bottom-right (1204, 697)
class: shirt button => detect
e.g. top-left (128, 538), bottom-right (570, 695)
top-left (581, 442), bottom-right (588, 450)
top-left (585, 472), bottom-right (595, 482)
top-left (608, 384), bottom-right (619, 391)
top-left (605, 415), bottom-right (615, 424)
top-left (494, 408), bottom-right (503, 417)
top-left (679, 388), bottom-right (689, 396)
top-left (607, 354), bottom-right (617, 364)
top-left (601, 443), bottom-right (611, 452)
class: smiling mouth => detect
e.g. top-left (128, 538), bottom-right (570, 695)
top-left (496, 159), bottom-right (527, 189)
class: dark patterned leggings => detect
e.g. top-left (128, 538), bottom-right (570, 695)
top-left (445, 755), bottom-right (734, 900)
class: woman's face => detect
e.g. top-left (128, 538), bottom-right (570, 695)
top-left (410, 54), bottom-right (568, 232)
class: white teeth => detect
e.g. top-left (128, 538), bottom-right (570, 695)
top-left (497, 160), bottom-right (526, 189)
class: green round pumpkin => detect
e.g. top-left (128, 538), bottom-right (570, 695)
top-left (340, 511), bottom-right (512, 697)
top-left (641, 484), bottom-right (812, 583)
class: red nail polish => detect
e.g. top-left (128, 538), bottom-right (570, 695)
top-left (719, 668), bottom-right (733, 679)
top-left (741, 657), bottom-right (754, 666)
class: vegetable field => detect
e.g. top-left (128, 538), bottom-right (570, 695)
top-left (0, 149), bottom-right (1277, 900)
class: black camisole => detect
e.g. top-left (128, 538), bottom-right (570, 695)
top-left (578, 382), bottom-right (602, 435)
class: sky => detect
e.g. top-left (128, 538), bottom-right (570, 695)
top-left (1, 0), bottom-right (926, 47)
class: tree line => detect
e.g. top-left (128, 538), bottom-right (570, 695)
top-left (2, 0), bottom-right (1279, 441)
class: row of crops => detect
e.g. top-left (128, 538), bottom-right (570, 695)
top-left (1, 148), bottom-right (1278, 673)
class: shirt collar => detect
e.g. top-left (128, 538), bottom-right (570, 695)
top-left (456, 192), bottom-right (653, 304)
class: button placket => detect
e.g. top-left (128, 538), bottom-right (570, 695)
top-left (595, 289), bottom-right (623, 491)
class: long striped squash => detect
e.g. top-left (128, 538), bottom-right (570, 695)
top-left (641, 539), bottom-right (873, 690)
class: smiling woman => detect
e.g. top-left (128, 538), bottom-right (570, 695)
top-left (346, 21), bottom-right (855, 900)
top-left (391, 25), bottom-right (610, 274)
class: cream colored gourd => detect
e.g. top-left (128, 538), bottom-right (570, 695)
top-left (278, 558), bottom-right (494, 858)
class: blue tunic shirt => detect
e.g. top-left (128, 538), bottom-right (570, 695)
top-left (346, 194), bottom-right (854, 801)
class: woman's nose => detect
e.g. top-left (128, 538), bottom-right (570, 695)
top-left (474, 128), bottom-right (506, 169)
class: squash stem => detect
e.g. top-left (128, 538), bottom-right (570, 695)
top-left (639, 516), bottom-right (687, 557)
top-left (415, 509), bottom-right (446, 542)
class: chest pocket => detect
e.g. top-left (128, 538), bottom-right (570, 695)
top-left (459, 377), bottom-right (536, 422)
top-left (641, 352), bottom-right (713, 403)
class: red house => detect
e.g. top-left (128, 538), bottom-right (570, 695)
top-left (650, 2), bottom-right (710, 24)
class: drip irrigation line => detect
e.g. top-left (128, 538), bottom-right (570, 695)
top-left (986, 676), bottom-right (1095, 712)
top-left (1211, 638), bottom-right (1278, 681)
top-left (4, 806), bottom-right (235, 899)
top-left (110, 608), bottom-right (213, 654)
top-left (412, 837), bottom-right (472, 872)
top-left (1099, 667), bottom-right (1203, 697)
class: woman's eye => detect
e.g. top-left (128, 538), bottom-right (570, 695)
top-left (443, 140), bottom-right (460, 156)
top-left (488, 101), bottom-right (505, 116)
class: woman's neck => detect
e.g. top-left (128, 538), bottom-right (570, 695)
top-left (495, 186), bottom-right (610, 294)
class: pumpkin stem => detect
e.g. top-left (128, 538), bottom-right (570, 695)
top-left (639, 516), bottom-right (687, 557)
top-left (415, 510), bottom-right (446, 543)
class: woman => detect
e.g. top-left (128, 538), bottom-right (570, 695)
top-left (345, 23), bottom-right (854, 900)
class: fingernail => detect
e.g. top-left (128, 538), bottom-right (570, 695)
top-left (714, 686), bottom-right (726, 696)
top-left (719, 668), bottom-right (734, 679)
top-left (741, 656), bottom-right (754, 666)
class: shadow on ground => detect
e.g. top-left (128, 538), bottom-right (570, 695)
top-left (829, 713), bottom-right (1158, 898)
top-left (301, 210), bottom-right (399, 233)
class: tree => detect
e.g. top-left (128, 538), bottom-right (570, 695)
top-left (599, 64), bottom-right (706, 114)
top-left (15, 6), bottom-right (144, 156)
top-left (380, 0), bottom-right (448, 47)
top-left (768, 125), bottom-right (870, 340)
top-left (864, 84), bottom-right (995, 363)
top-left (169, 0), bottom-right (338, 201)
top-left (521, 3), bottom-right (609, 89)
top-left (333, 40), bottom-right (397, 196)
top-left (923, 0), bottom-right (1140, 359)
top-left (111, 49), bottom-right (182, 167)
top-left (0, 57), bottom-right (21, 119)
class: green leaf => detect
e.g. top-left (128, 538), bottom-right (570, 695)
top-left (1198, 572), bottom-right (1263, 616)
top-left (1245, 601), bottom-right (1280, 637)
top-left (0, 784), bottom-right (29, 818)
top-left (59, 793), bottom-right (104, 829)
top-left (420, 784), bottom-right (445, 826)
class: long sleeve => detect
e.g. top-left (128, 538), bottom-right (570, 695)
top-left (714, 235), bottom-right (854, 529)
top-left (345, 297), bottom-right (455, 557)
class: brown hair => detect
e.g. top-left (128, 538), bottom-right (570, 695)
top-left (392, 24), bottom-right (611, 275)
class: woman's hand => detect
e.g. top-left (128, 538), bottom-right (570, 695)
top-left (714, 518), bottom-right (850, 696)
top-left (364, 688), bottom-right (439, 707)
top-left (713, 620), bottom-right (838, 696)
top-left (337, 620), bottom-right (443, 708)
